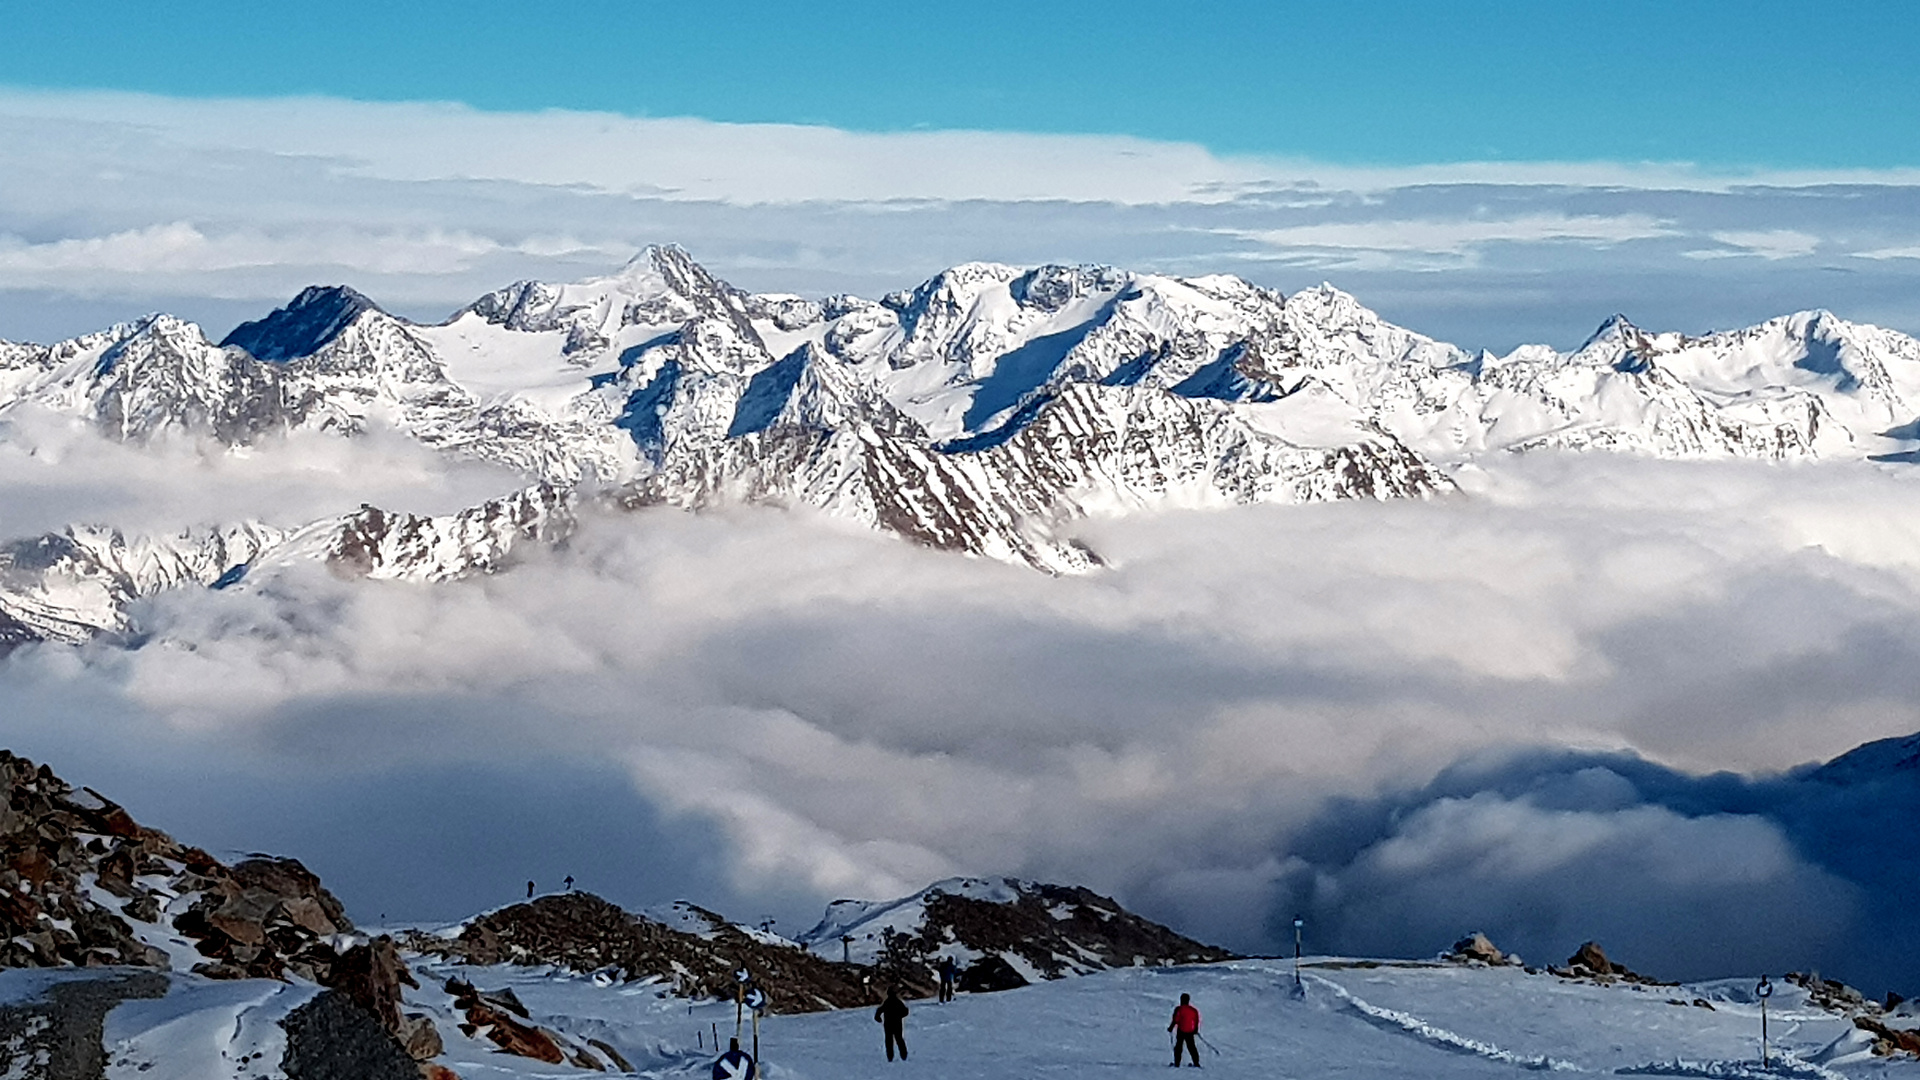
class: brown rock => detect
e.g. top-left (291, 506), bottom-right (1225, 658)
top-left (1568, 941), bottom-right (1613, 975)
top-left (419, 1066), bottom-right (462, 1080)
top-left (464, 1001), bottom-right (565, 1063)
top-left (282, 895), bottom-right (340, 936)
top-left (398, 1012), bottom-right (444, 1061)
top-left (333, 936), bottom-right (418, 1036)
top-left (587, 1038), bottom-right (633, 1072)
top-left (1856, 1016), bottom-right (1920, 1056)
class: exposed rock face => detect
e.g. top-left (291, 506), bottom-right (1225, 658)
top-left (280, 989), bottom-right (424, 1080)
top-left (0, 750), bottom-right (421, 1008)
top-left (0, 750), bottom-right (434, 1072)
top-left (414, 892), bottom-right (873, 1012)
top-left (799, 877), bottom-right (1235, 993)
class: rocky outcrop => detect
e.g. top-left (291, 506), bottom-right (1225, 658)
top-left (1445, 931), bottom-right (1518, 966)
top-left (280, 989), bottom-right (425, 1080)
top-left (413, 892), bottom-right (874, 1012)
top-left (1854, 1015), bottom-right (1920, 1057)
top-left (1550, 941), bottom-right (1667, 985)
top-left (1789, 970), bottom-right (1876, 1014)
top-left (0, 750), bottom-right (428, 1058)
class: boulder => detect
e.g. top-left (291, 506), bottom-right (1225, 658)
top-left (333, 936), bottom-right (418, 1036)
top-left (1448, 932), bottom-right (1507, 965)
top-left (957, 955), bottom-right (1029, 993)
top-left (1567, 941), bottom-right (1613, 975)
top-left (280, 990), bottom-right (420, 1080)
top-left (398, 1012), bottom-right (444, 1061)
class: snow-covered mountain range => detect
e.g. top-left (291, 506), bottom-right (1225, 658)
top-left (5, 246), bottom-right (1920, 647)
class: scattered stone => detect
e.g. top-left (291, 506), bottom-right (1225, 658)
top-left (1789, 971), bottom-right (1874, 1014)
top-left (447, 980), bottom-right (564, 1064)
top-left (1854, 1015), bottom-right (1920, 1057)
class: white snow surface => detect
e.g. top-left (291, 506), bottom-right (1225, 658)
top-left (386, 957), bottom-right (1917, 1079)
top-left (7, 954), bottom-right (1915, 1079)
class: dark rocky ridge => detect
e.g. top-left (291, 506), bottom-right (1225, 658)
top-left (917, 883), bottom-right (1235, 982)
top-left (222, 285), bottom-right (383, 363)
top-left (410, 892), bottom-right (877, 1012)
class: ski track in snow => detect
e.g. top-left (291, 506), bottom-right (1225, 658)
top-left (363, 958), bottom-right (1911, 1080)
top-left (1306, 972), bottom-right (1583, 1071)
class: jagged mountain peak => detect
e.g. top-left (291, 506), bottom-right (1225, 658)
top-left (1578, 313), bottom-right (1645, 351)
top-left (221, 284), bottom-right (384, 362)
top-left (12, 249), bottom-right (1920, 648)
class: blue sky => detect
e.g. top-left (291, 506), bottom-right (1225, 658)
top-left (6, 0), bottom-right (1918, 167)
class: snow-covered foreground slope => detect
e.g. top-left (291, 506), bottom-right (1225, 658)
top-left (6, 245), bottom-right (1920, 646)
top-left (371, 957), bottom-right (1914, 1079)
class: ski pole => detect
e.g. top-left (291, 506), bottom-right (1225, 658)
top-left (1197, 1033), bottom-right (1221, 1057)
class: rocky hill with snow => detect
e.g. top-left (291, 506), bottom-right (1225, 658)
top-left (5, 246), bottom-right (1920, 647)
top-left (800, 877), bottom-right (1234, 992)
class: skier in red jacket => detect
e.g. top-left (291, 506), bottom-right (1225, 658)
top-left (1168, 993), bottom-right (1201, 1066)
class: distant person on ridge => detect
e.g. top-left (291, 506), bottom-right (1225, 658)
top-left (875, 987), bottom-right (910, 1061)
top-left (938, 955), bottom-right (958, 1002)
top-left (1169, 993), bottom-right (1201, 1067)
top-left (526, 880), bottom-right (535, 899)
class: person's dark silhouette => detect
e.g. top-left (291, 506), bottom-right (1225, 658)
top-left (712, 1036), bottom-right (757, 1079)
top-left (938, 955), bottom-right (958, 1002)
top-left (1169, 992), bottom-right (1201, 1067)
top-left (875, 987), bottom-right (910, 1061)
top-left (564, 875), bottom-right (574, 891)
top-left (526, 880), bottom-right (535, 899)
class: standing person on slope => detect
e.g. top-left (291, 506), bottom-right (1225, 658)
top-left (1168, 993), bottom-right (1201, 1067)
top-left (938, 956), bottom-right (958, 1002)
top-left (875, 987), bottom-right (910, 1061)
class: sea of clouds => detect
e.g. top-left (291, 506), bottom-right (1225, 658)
top-left (3, 407), bottom-right (1919, 993)
top-left (5, 87), bottom-right (1920, 995)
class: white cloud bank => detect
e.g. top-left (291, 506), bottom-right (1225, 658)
top-left (3, 88), bottom-right (1920, 350)
top-left (5, 421), bottom-right (1920, 988)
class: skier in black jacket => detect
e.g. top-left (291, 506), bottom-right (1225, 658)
top-left (875, 988), bottom-right (910, 1061)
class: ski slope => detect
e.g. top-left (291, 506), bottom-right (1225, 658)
top-left (382, 957), bottom-right (1917, 1080)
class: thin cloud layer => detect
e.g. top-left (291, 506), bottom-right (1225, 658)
top-left (3, 90), bottom-right (1920, 350)
top-left (3, 422), bottom-right (1919, 990)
